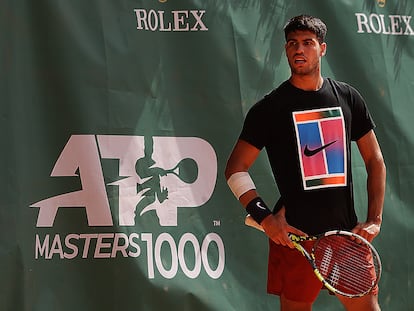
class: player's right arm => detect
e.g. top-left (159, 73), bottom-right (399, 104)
top-left (225, 139), bottom-right (305, 248)
top-left (224, 139), bottom-right (260, 205)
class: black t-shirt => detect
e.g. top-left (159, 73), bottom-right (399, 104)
top-left (239, 78), bottom-right (375, 235)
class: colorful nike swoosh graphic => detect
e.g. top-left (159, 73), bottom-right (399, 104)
top-left (292, 107), bottom-right (347, 190)
top-left (304, 140), bottom-right (337, 157)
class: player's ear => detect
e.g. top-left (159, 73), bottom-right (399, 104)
top-left (320, 42), bottom-right (327, 57)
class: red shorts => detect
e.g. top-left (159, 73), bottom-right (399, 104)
top-left (267, 239), bottom-right (323, 303)
top-left (267, 238), bottom-right (379, 302)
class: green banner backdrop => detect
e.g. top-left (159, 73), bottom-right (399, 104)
top-left (1, 0), bottom-right (413, 310)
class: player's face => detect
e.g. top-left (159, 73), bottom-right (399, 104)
top-left (285, 30), bottom-right (326, 76)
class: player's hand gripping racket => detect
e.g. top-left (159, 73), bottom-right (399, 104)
top-left (245, 215), bottom-right (382, 298)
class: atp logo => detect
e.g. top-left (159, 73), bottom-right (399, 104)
top-left (30, 135), bottom-right (217, 227)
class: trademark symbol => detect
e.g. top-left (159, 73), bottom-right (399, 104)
top-left (213, 220), bottom-right (221, 227)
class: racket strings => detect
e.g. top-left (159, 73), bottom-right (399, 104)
top-left (313, 236), bottom-right (380, 295)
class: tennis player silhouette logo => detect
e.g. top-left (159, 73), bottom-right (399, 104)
top-left (135, 136), bottom-right (198, 224)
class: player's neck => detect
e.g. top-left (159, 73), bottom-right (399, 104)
top-left (289, 74), bottom-right (324, 92)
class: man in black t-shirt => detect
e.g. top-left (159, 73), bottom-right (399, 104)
top-left (225, 15), bottom-right (386, 311)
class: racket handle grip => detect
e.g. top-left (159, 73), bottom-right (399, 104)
top-left (244, 215), bottom-right (265, 232)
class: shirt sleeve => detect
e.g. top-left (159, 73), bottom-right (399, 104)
top-left (348, 85), bottom-right (376, 141)
top-left (238, 100), bottom-right (268, 150)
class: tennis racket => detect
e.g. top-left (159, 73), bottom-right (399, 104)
top-left (245, 215), bottom-right (382, 298)
top-left (165, 158), bottom-right (198, 183)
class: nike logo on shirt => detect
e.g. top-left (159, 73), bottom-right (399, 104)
top-left (304, 140), bottom-right (337, 157)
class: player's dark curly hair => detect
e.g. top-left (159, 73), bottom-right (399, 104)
top-left (284, 15), bottom-right (327, 43)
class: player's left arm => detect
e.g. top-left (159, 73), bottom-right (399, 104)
top-left (354, 129), bottom-right (386, 242)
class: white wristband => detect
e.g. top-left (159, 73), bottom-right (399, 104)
top-left (227, 172), bottom-right (256, 199)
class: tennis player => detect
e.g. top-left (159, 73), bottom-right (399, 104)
top-left (225, 15), bottom-right (386, 311)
